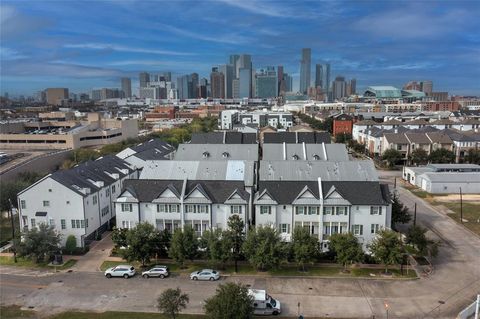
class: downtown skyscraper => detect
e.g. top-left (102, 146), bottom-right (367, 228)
top-left (299, 48), bottom-right (311, 94)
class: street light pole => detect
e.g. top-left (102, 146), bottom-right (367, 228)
top-left (8, 199), bottom-right (17, 263)
top-left (413, 203), bottom-right (417, 226)
top-left (459, 187), bottom-right (463, 224)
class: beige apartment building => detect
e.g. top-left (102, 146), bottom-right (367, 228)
top-left (46, 88), bottom-right (69, 106)
top-left (0, 113), bottom-right (138, 150)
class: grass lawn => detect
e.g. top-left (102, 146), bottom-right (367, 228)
top-left (0, 305), bottom-right (335, 319)
top-left (100, 260), bottom-right (416, 279)
top-left (0, 305), bottom-right (36, 318)
top-left (0, 256), bottom-right (77, 270)
top-left (439, 202), bottom-right (480, 236)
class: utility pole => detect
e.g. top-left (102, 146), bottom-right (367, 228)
top-left (8, 199), bottom-right (17, 263)
top-left (394, 177), bottom-right (397, 189)
top-left (459, 187), bottom-right (463, 224)
top-left (413, 203), bottom-right (417, 226)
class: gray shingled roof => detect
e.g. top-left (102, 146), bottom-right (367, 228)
top-left (405, 133), bottom-right (431, 144)
top-left (122, 179), bottom-right (250, 203)
top-left (191, 132), bottom-right (257, 144)
top-left (384, 133), bottom-right (409, 144)
top-left (50, 155), bottom-right (136, 196)
top-left (263, 132), bottom-right (331, 144)
top-left (257, 181), bottom-right (389, 205)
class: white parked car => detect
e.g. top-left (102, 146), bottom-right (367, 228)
top-left (105, 265), bottom-right (136, 279)
top-left (142, 265), bottom-right (169, 278)
top-left (190, 269), bottom-right (220, 281)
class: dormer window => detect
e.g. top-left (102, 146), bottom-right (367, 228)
top-left (292, 154), bottom-right (299, 160)
top-left (202, 151), bottom-right (210, 158)
top-left (222, 152), bottom-right (229, 158)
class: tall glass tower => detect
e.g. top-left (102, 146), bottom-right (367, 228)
top-left (299, 48), bottom-right (311, 94)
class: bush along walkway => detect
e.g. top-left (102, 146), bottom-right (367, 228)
top-left (99, 259), bottom-right (418, 280)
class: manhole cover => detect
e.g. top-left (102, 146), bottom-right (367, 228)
top-left (37, 288), bottom-right (42, 290)
top-left (308, 287), bottom-right (313, 290)
top-left (58, 280), bottom-right (63, 283)
top-left (438, 300), bottom-right (445, 304)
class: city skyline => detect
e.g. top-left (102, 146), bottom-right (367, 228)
top-left (1, 0), bottom-right (479, 96)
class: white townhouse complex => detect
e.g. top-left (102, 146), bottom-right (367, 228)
top-left (115, 180), bottom-right (250, 235)
top-left (255, 159), bottom-right (391, 251)
top-left (113, 132), bottom-right (392, 252)
top-left (17, 156), bottom-right (138, 247)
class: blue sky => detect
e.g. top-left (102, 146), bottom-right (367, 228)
top-left (1, 0), bottom-right (479, 96)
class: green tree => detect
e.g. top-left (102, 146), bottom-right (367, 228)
top-left (391, 192), bottom-right (412, 229)
top-left (242, 226), bottom-right (284, 271)
top-left (428, 148), bottom-right (455, 164)
top-left (200, 229), bottom-right (232, 269)
top-left (382, 149), bottom-right (403, 167)
top-left (329, 233), bottom-right (364, 270)
top-left (65, 235), bottom-right (77, 255)
top-left (122, 222), bottom-right (161, 267)
top-left (0, 172), bottom-right (42, 211)
top-left (168, 226), bottom-right (198, 268)
top-left (111, 227), bottom-right (129, 248)
top-left (409, 148), bottom-right (429, 165)
top-left (204, 283), bottom-right (254, 319)
top-left (291, 226), bottom-right (319, 271)
top-left (153, 229), bottom-right (171, 258)
top-left (157, 288), bottom-right (189, 319)
top-left (335, 133), bottom-right (352, 143)
top-left (465, 148), bottom-right (480, 164)
top-left (348, 140), bottom-right (366, 154)
top-left (368, 229), bottom-right (404, 273)
top-left (225, 214), bottom-right (245, 273)
top-left (406, 225), bottom-right (439, 259)
top-left (17, 223), bottom-right (61, 263)
top-left (323, 117), bottom-right (334, 133)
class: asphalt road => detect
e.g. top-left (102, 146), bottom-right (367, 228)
top-left (1, 171), bottom-right (479, 318)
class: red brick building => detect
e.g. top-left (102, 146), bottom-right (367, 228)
top-left (332, 113), bottom-right (353, 137)
top-left (423, 101), bottom-right (460, 112)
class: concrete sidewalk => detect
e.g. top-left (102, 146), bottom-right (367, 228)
top-left (72, 232), bottom-right (114, 272)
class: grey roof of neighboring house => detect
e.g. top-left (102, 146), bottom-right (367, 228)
top-left (419, 172), bottom-right (480, 183)
top-left (174, 143), bottom-right (259, 161)
top-left (190, 132), bottom-right (257, 144)
top-left (443, 129), bottom-right (476, 142)
top-left (131, 139), bottom-right (175, 153)
top-left (259, 160), bottom-right (378, 182)
top-left (262, 143), bottom-right (349, 161)
top-left (405, 133), bottom-right (431, 144)
top-left (428, 163), bottom-right (480, 170)
top-left (133, 148), bottom-right (172, 161)
top-left (139, 160), bottom-right (255, 187)
top-left (256, 181), bottom-right (389, 205)
top-left (425, 132), bottom-right (453, 144)
top-left (384, 133), bottom-right (409, 144)
top-left (263, 132), bottom-right (331, 144)
top-left (122, 179), bottom-right (250, 203)
top-left (49, 155), bottom-right (136, 196)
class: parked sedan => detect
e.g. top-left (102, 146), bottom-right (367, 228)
top-left (190, 269), bottom-right (220, 281)
top-left (104, 265), bottom-right (136, 279)
top-left (142, 265), bottom-right (169, 278)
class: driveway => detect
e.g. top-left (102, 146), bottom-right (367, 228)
top-left (72, 232), bottom-right (115, 272)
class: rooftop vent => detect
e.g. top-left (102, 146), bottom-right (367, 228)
top-left (202, 151), bottom-right (210, 158)
top-left (222, 152), bottom-right (229, 158)
top-left (292, 154), bottom-right (299, 160)
top-left (313, 154), bottom-right (320, 160)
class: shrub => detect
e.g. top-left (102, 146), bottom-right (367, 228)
top-left (65, 235), bottom-right (77, 255)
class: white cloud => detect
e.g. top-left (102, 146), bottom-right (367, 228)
top-left (157, 23), bottom-right (252, 45)
top-left (63, 43), bottom-right (195, 56)
top-left (0, 47), bottom-right (27, 60)
top-left (216, 0), bottom-right (296, 18)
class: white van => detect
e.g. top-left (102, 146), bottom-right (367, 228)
top-left (248, 288), bottom-right (281, 316)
